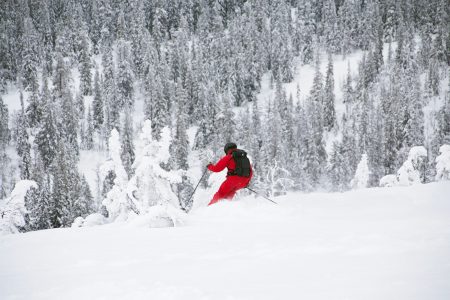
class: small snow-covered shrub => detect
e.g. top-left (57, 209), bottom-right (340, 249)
top-left (397, 146), bottom-right (427, 186)
top-left (0, 180), bottom-right (37, 235)
top-left (351, 154), bottom-right (370, 189)
top-left (435, 145), bottom-right (450, 181)
top-left (379, 175), bottom-right (398, 187)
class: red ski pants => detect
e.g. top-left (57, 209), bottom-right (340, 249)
top-left (208, 176), bottom-right (251, 205)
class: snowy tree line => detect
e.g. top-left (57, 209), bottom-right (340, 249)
top-left (0, 0), bottom-right (450, 232)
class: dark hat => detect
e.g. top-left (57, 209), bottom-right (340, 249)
top-left (224, 142), bottom-right (237, 154)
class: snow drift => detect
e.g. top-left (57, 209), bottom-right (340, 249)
top-left (1, 181), bottom-right (450, 300)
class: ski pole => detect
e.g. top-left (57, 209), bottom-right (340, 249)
top-left (245, 187), bottom-right (278, 204)
top-left (187, 167), bottom-right (209, 207)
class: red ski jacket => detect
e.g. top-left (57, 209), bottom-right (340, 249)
top-left (207, 149), bottom-right (253, 178)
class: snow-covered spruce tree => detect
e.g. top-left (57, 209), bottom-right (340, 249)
top-left (248, 98), bottom-right (262, 184)
top-left (121, 110), bottom-right (135, 179)
top-left (276, 82), bottom-right (295, 173)
top-left (338, 0), bottom-right (358, 56)
top-left (16, 93), bottom-right (31, 180)
top-left (127, 120), bottom-right (181, 214)
top-left (146, 63), bottom-right (169, 140)
top-left (20, 17), bottom-right (40, 91)
top-left (321, 0), bottom-right (339, 53)
top-left (81, 106), bottom-right (94, 150)
top-left (268, 0), bottom-right (293, 83)
top-left (350, 153), bottom-right (370, 189)
top-left (217, 89), bottom-right (235, 143)
top-left (328, 141), bottom-right (351, 191)
top-left (92, 68), bottom-right (104, 131)
top-left (302, 57), bottom-right (328, 188)
top-left (296, 0), bottom-right (316, 64)
top-left (26, 82), bottom-right (43, 129)
top-left (24, 170), bottom-right (52, 231)
top-left (291, 96), bottom-right (309, 190)
top-left (116, 39), bottom-right (134, 109)
top-left (435, 145), bottom-right (450, 181)
top-left (35, 81), bottom-right (57, 171)
top-left (0, 180), bottom-right (37, 235)
top-left (102, 48), bottom-right (120, 132)
top-left (79, 31), bottom-right (92, 96)
top-left (169, 82), bottom-right (190, 171)
top-left (102, 129), bottom-right (136, 221)
top-left (49, 138), bottom-right (89, 228)
top-left (0, 95), bottom-right (12, 198)
top-left (397, 146), bottom-right (428, 186)
top-left (260, 99), bottom-right (282, 178)
top-left (194, 84), bottom-right (219, 150)
top-left (58, 78), bottom-right (80, 160)
top-left (169, 82), bottom-right (194, 210)
top-left (323, 53), bottom-right (336, 131)
top-left (329, 118), bottom-right (359, 191)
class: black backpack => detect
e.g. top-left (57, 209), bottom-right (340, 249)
top-left (230, 149), bottom-right (251, 177)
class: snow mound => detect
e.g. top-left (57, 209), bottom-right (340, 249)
top-left (379, 174), bottom-right (397, 187)
top-left (72, 213), bottom-right (107, 228)
top-left (127, 204), bottom-right (186, 228)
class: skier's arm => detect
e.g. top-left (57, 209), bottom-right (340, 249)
top-left (207, 155), bottom-right (231, 172)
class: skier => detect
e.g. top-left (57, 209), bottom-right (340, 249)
top-left (207, 142), bottom-right (252, 205)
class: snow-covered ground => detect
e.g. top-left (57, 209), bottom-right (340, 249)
top-left (1, 181), bottom-right (449, 300)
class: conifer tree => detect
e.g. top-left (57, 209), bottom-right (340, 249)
top-left (116, 39), bottom-right (135, 108)
top-left (102, 48), bottom-right (119, 132)
top-left (20, 17), bottom-right (40, 91)
top-left (92, 68), bottom-right (104, 130)
top-left (323, 53), bottom-right (336, 131)
top-left (0, 95), bottom-right (10, 148)
top-left (121, 110), bottom-right (135, 178)
top-left (16, 93), bottom-right (31, 180)
top-left (169, 82), bottom-right (190, 171)
top-left (79, 32), bottom-right (93, 95)
top-left (35, 81), bottom-right (57, 171)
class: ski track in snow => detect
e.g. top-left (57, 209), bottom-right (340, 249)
top-left (1, 182), bottom-right (450, 300)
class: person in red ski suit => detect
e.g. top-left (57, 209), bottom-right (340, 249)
top-left (207, 143), bottom-right (252, 205)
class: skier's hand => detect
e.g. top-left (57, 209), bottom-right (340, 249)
top-left (207, 163), bottom-right (213, 171)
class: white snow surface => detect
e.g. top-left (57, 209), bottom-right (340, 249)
top-left (1, 182), bottom-right (450, 300)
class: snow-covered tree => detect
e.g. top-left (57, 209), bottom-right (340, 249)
top-left (121, 110), bottom-right (135, 178)
top-left (0, 180), bottom-right (37, 235)
top-left (127, 120), bottom-right (181, 213)
top-left (92, 68), bottom-right (104, 130)
top-left (351, 154), bottom-right (370, 189)
top-left (323, 53), bottom-right (336, 131)
top-left (397, 146), bottom-right (428, 186)
top-left (435, 145), bottom-right (450, 181)
top-left (102, 129), bottom-right (134, 221)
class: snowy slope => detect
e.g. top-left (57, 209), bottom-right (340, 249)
top-left (1, 182), bottom-right (449, 300)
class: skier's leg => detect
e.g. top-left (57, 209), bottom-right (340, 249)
top-left (208, 178), bottom-right (236, 205)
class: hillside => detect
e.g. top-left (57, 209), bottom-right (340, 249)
top-left (1, 181), bottom-right (450, 300)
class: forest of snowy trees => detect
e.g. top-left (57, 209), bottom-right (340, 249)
top-left (0, 0), bottom-right (450, 233)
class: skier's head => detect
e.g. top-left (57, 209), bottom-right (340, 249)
top-left (224, 142), bottom-right (237, 154)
